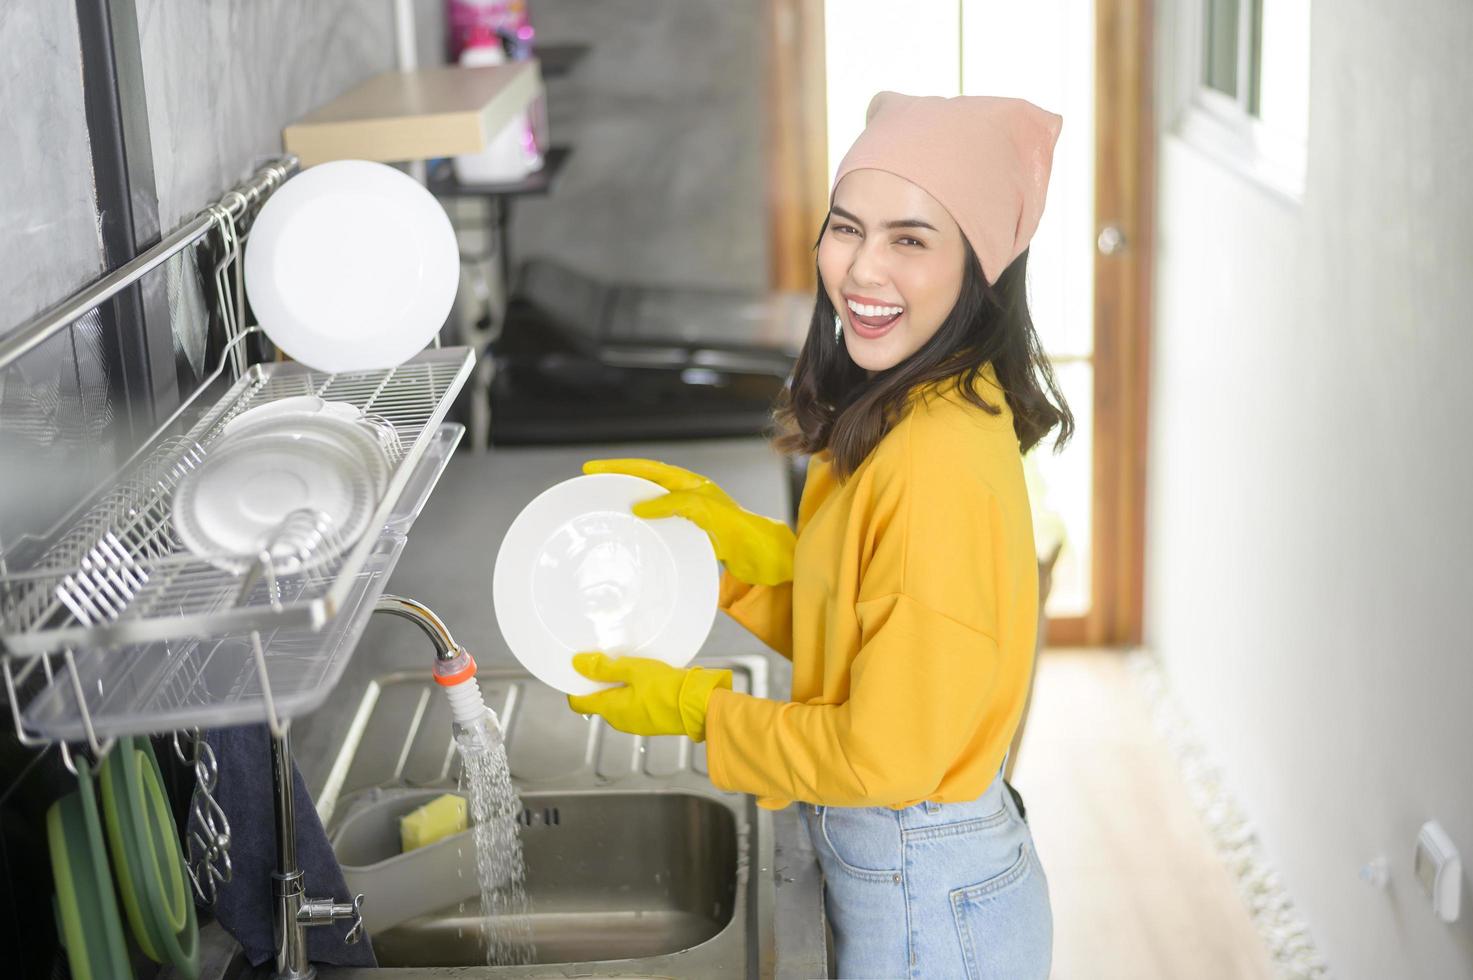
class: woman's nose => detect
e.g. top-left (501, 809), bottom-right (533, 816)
top-left (848, 240), bottom-right (888, 287)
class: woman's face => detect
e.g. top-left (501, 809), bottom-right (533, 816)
top-left (817, 169), bottom-right (968, 373)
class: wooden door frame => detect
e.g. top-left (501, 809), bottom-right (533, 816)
top-left (764, 0), bottom-right (828, 294)
top-left (1045, 0), bottom-right (1155, 647)
top-left (764, 0), bottom-right (1155, 647)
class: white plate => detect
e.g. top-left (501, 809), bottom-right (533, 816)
top-left (492, 474), bottom-right (720, 696)
top-left (244, 160), bottom-right (459, 373)
top-left (173, 426), bottom-right (380, 574)
top-left (222, 396), bottom-right (363, 435)
top-left (220, 412), bottom-right (392, 496)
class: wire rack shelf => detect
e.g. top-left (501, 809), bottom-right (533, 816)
top-left (3, 421), bottom-right (464, 744)
top-left (0, 151), bottom-right (475, 766)
top-left (1, 348), bottom-right (472, 656)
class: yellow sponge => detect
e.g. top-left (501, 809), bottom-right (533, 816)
top-left (400, 794), bottom-right (468, 853)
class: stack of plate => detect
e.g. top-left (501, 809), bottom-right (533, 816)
top-left (172, 398), bottom-right (397, 574)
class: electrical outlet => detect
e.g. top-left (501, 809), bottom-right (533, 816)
top-left (1414, 820), bottom-right (1462, 923)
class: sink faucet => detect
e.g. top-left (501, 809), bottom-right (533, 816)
top-left (270, 726), bottom-right (365, 980)
top-left (374, 593), bottom-right (494, 736)
top-left (271, 594), bottom-right (482, 980)
top-left (373, 594), bottom-right (462, 662)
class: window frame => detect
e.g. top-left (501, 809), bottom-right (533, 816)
top-left (1169, 0), bottom-right (1308, 203)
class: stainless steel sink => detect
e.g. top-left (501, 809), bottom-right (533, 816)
top-left (306, 653), bottom-right (822, 978)
top-left (371, 791), bottom-right (737, 968)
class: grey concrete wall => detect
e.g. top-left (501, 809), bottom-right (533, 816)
top-left (0, 1), bottom-right (441, 541)
top-left (507, 0), bottom-right (769, 291)
top-left (1147, 1), bottom-right (1473, 976)
top-left (0, 2), bottom-right (112, 548)
top-left (134, 0), bottom-right (410, 230)
top-left (0, 1), bottom-right (104, 331)
top-left (132, 0), bottom-right (412, 388)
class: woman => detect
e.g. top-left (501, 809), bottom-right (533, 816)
top-left (566, 92), bottom-right (1071, 979)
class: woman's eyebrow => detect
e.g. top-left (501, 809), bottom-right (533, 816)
top-left (830, 205), bottom-right (938, 232)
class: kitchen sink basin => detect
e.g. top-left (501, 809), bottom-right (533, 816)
top-left (369, 790), bottom-right (737, 968)
top-left (301, 654), bottom-right (828, 978)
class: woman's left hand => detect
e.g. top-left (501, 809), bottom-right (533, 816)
top-left (566, 652), bottom-right (732, 742)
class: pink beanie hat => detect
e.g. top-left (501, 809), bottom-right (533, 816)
top-left (832, 92), bottom-right (1064, 284)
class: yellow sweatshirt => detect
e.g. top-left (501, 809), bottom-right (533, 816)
top-left (704, 361), bottom-right (1039, 810)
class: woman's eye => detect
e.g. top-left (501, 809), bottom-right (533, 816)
top-left (897, 237), bottom-right (924, 248)
top-left (831, 223), bottom-right (859, 236)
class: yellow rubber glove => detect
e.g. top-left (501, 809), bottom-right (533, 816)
top-left (582, 458), bottom-right (796, 586)
top-left (566, 652), bottom-right (732, 742)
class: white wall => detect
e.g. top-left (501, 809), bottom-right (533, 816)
top-left (1146, 1), bottom-right (1473, 977)
top-left (824, 0), bottom-right (959, 181)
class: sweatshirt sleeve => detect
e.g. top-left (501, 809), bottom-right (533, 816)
top-left (717, 568), bottom-right (794, 661)
top-left (704, 591), bottom-right (999, 806)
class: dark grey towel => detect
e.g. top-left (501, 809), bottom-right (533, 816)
top-left (189, 725), bottom-right (376, 968)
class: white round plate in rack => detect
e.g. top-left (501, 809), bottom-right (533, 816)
top-left (244, 160), bottom-right (459, 373)
top-left (172, 425), bottom-right (380, 575)
top-left (492, 474), bottom-right (720, 696)
top-left (221, 412), bottom-right (393, 497)
top-left (222, 396), bottom-right (363, 435)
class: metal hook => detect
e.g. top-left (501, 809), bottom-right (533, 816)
top-left (60, 647), bottom-right (112, 759)
top-left (204, 201), bottom-right (246, 378)
top-left (170, 728), bottom-right (192, 766)
top-left (250, 630), bottom-right (285, 738)
top-left (58, 740), bottom-right (80, 777)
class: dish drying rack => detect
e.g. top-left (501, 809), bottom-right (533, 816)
top-left (0, 157), bottom-right (474, 756)
top-left (1, 156), bottom-right (485, 978)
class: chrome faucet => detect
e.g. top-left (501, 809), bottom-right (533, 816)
top-left (373, 593), bottom-right (464, 663)
top-left (374, 593), bottom-right (493, 740)
top-left (270, 594), bottom-right (468, 980)
top-left (270, 726), bottom-right (365, 980)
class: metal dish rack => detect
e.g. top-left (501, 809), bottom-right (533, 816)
top-left (1, 155), bottom-right (487, 979)
top-left (0, 157), bottom-right (474, 756)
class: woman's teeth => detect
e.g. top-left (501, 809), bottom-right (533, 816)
top-left (846, 299), bottom-right (904, 318)
top-left (844, 297), bottom-right (904, 335)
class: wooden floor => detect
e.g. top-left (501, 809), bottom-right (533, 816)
top-left (1010, 650), bottom-right (1277, 980)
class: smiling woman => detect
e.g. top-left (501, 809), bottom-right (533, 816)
top-left (774, 93), bottom-right (1072, 481)
top-left (821, 172), bottom-right (967, 367)
top-left (565, 90), bottom-right (1072, 980)
top-left (726, 92), bottom-right (1072, 978)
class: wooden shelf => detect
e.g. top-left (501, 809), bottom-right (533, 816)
top-left (284, 63), bottom-right (542, 167)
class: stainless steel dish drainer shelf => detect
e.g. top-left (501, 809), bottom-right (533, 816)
top-left (3, 154), bottom-right (485, 977)
top-left (1, 351), bottom-right (472, 746)
top-left (0, 152), bottom-right (476, 755)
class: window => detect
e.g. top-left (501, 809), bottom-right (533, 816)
top-left (1175, 0), bottom-right (1311, 199)
top-left (1202, 0), bottom-right (1246, 101)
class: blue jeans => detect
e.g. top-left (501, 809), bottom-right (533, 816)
top-left (798, 758), bottom-right (1052, 979)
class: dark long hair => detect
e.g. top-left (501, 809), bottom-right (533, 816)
top-left (772, 232), bottom-right (1073, 481)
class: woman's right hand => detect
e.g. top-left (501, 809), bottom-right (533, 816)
top-left (583, 458), bottom-right (796, 586)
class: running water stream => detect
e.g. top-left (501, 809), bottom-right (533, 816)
top-left (454, 708), bottom-right (536, 966)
